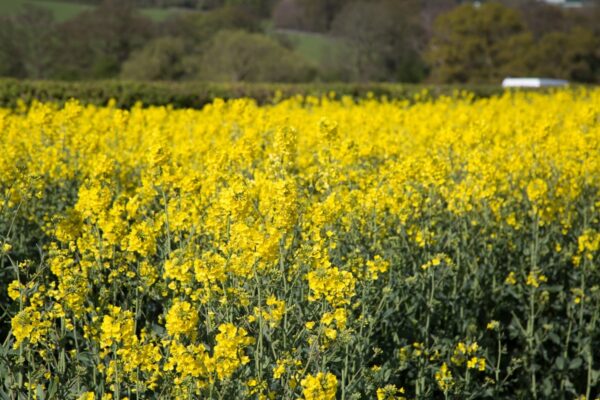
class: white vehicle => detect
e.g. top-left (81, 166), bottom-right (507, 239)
top-left (502, 77), bottom-right (569, 88)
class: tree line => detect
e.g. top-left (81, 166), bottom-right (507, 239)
top-left (0, 0), bottom-right (599, 83)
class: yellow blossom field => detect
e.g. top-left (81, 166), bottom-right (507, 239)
top-left (2, 90), bottom-right (600, 399)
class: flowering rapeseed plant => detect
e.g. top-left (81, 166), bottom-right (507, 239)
top-left (1, 89), bottom-right (600, 399)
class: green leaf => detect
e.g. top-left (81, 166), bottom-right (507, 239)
top-left (569, 357), bottom-right (583, 370)
top-left (548, 332), bottom-right (561, 345)
top-left (591, 369), bottom-right (600, 385)
top-left (555, 356), bottom-right (565, 370)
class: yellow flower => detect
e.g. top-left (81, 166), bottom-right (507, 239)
top-left (377, 384), bottom-right (406, 400)
top-left (467, 356), bottom-right (478, 369)
top-left (435, 363), bottom-right (454, 392)
top-left (165, 299), bottom-right (198, 339)
top-left (7, 280), bottom-right (23, 301)
top-left (11, 306), bottom-right (51, 348)
top-left (254, 295), bottom-right (286, 328)
top-left (307, 266), bottom-right (356, 308)
top-left (324, 328), bottom-right (337, 340)
top-left (273, 361), bottom-right (286, 379)
top-left (163, 341), bottom-right (210, 385)
top-left (421, 253), bottom-right (453, 271)
top-left (478, 358), bottom-right (486, 371)
top-left (526, 178), bottom-right (548, 203)
top-left (75, 183), bottom-right (112, 222)
top-left (212, 323), bottom-right (254, 380)
top-left (301, 372), bottom-right (338, 400)
top-left (571, 288), bottom-right (585, 304)
top-left (366, 255), bottom-right (389, 280)
top-left (505, 272), bottom-right (517, 285)
top-left (526, 270), bottom-right (548, 288)
top-left (100, 305), bottom-right (135, 349)
top-left (487, 320), bottom-right (500, 330)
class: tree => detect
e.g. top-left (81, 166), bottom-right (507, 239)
top-left (504, 0), bottom-right (571, 38)
top-left (505, 0), bottom-right (600, 39)
top-left (160, 5), bottom-right (260, 44)
top-left (300, 0), bottom-right (345, 32)
top-left (273, 0), bottom-right (344, 32)
top-left (193, 30), bottom-right (316, 82)
top-left (272, 0), bottom-right (305, 29)
top-left (51, 0), bottom-right (155, 79)
top-left (419, 0), bottom-right (457, 40)
top-left (195, 0), bottom-right (276, 16)
top-left (0, 16), bottom-right (23, 78)
top-left (330, 0), bottom-right (426, 82)
top-left (528, 27), bottom-right (600, 83)
top-left (121, 36), bottom-right (187, 80)
top-left (225, 0), bottom-right (277, 16)
top-left (426, 2), bottom-right (532, 83)
top-left (0, 6), bottom-right (56, 79)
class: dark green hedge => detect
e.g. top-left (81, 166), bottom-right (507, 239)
top-left (0, 79), bottom-right (505, 108)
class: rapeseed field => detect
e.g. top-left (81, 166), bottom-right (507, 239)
top-left (2, 90), bottom-right (600, 399)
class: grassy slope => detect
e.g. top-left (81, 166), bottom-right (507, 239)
top-left (263, 19), bottom-right (346, 67)
top-left (278, 29), bottom-right (344, 64)
top-left (0, 0), bottom-right (32, 14)
top-left (0, 0), bottom-right (178, 21)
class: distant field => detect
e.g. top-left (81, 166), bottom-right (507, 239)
top-left (0, 0), bottom-right (180, 21)
top-left (276, 29), bottom-right (346, 65)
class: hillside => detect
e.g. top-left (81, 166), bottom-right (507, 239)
top-left (0, 0), bottom-right (179, 21)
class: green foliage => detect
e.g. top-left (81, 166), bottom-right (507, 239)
top-left (0, 5), bottom-right (57, 79)
top-left (297, 0), bottom-right (344, 32)
top-left (0, 0), bottom-right (94, 21)
top-left (0, 79), bottom-right (504, 109)
top-left (426, 2), bottom-right (531, 83)
top-left (193, 30), bottom-right (316, 82)
top-left (271, 30), bottom-right (344, 69)
top-left (212, 0), bottom-right (277, 16)
top-left (121, 36), bottom-right (187, 80)
top-left (164, 5), bottom-right (261, 44)
top-left (528, 27), bottom-right (600, 83)
top-left (426, 1), bottom-right (600, 84)
top-left (1, 0), bottom-right (599, 83)
top-left (0, 0), bottom-right (179, 21)
top-left (330, 0), bottom-right (426, 83)
top-left (50, 0), bottom-right (155, 79)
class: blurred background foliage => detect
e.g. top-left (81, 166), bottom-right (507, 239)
top-left (0, 0), bottom-right (599, 83)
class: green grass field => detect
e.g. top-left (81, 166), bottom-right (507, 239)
top-left (0, 0), bottom-right (179, 21)
top-left (263, 25), bottom-right (345, 70)
top-left (280, 30), bottom-right (344, 64)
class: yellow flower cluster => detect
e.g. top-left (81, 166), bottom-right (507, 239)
top-left (435, 363), bottom-right (453, 392)
top-left (377, 384), bottom-right (406, 400)
top-left (307, 265), bottom-right (356, 307)
top-left (165, 299), bottom-right (199, 339)
top-left (11, 307), bottom-right (51, 349)
top-left (212, 323), bottom-right (254, 380)
top-left (253, 295), bottom-right (286, 328)
top-left (301, 372), bottom-right (338, 400)
top-left (451, 341), bottom-right (482, 367)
